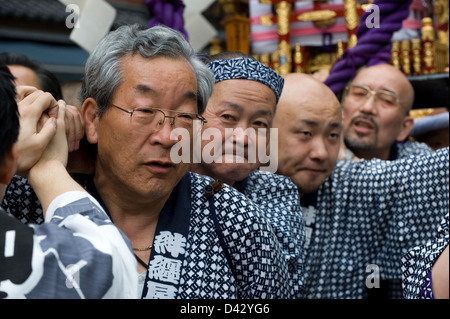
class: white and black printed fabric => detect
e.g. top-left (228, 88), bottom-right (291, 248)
top-left (181, 172), bottom-right (293, 299)
top-left (401, 212), bottom-right (449, 299)
top-left (1, 175), bottom-right (44, 224)
top-left (86, 171), bottom-right (294, 299)
top-left (341, 140), bottom-right (434, 298)
top-left (0, 192), bottom-right (138, 299)
top-left (234, 170), bottom-right (306, 298)
top-left (301, 147), bottom-right (449, 299)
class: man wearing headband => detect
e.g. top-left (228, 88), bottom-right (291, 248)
top-left (190, 52), bottom-right (305, 298)
top-left (1, 27), bottom-right (295, 299)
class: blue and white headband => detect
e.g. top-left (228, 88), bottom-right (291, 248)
top-left (206, 57), bottom-right (284, 103)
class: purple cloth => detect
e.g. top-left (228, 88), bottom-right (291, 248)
top-left (145, 0), bottom-right (188, 40)
top-left (324, 0), bottom-right (413, 94)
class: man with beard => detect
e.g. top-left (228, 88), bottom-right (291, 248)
top-left (339, 64), bottom-right (435, 297)
top-left (273, 73), bottom-right (448, 299)
top-left (341, 64), bottom-right (432, 161)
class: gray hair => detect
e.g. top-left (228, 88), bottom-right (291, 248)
top-left (81, 24), bottom-right (214, 114)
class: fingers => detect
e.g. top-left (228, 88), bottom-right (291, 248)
top-left (30, 101), bottom-right (66, 155)
top-left (16, 85), bottom-right (85, 154)
top-left (37, 117), bottom-right (58, 147)
top-left (65, 104), bottom-right (85, 152)
top-left (57, 100), bottom-right (67, 126)
top-left (18, 90), bottom-right (59, 121)
top-left (33, 102), bottom-right (64, 150)
top-left (37, 100), bottom-right (67, 161)
top-left (48, 100), bottom-right (70, 167)
top-left (16, 88), bottom-right (84, 153)
top-left (15, 85), bottom-right (39, 102)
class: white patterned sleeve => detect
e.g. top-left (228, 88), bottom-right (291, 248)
top-left (0, 192), bottom-right (138, 299)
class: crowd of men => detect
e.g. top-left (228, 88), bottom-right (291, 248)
top-left (0, 24), bottom-right (448, 300)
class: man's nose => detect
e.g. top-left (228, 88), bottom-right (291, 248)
top-left (310, 137), bottom-right (328, 161)
top-left (231, 122), bottom-right (251, 146)
top-left (359, 92), bottom-right (379, 114)
top-left (151, 117), bottom-right (178, 147)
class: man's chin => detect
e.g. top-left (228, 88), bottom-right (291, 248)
top-left (215, 163), bottom-right (257, 185)
top-left (345, 135), bottom-right (376, 150)
top-left (222, 154), bottom-right (248, 164)
top-left (292, 175), bottom-right (326, 195)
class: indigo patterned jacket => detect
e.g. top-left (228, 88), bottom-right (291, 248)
top-left (135, 172), bottom-right (294, 299)
top-left (234, 170), bottom-right (305, 298)
top-left (2, 171), bottom-right (294, 299)
top-left (401, 212), bottom-right (449, 299)
top-left (301, 147), bottom-right (449, 298)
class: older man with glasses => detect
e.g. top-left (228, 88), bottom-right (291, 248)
top-left (339, 64), bottom-right (436, 298)
top-left (341, 64), bottom-right (432, 161)
top-left (78, 24), bottom-right (293, 299)
top-left (2, 24), bottom-right (294, 300)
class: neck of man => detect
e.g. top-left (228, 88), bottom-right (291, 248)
top-left (350, 146), bottom-right (391, 161)
top-left (93, 171), bottom-right (169, 246)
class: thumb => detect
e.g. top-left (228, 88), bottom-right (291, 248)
top-left (35, 117), bottom-right (57, 146)
top-left (35, 100), bottom-right (66, 147)
top-left (55, 100), bottom-right (67, 133)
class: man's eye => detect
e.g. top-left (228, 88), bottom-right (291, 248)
top-left (178, 113), bottom-right (195, 120)
top-left (352, 90), bottom-right (367, 97)
top-left (137, 108), bottom-right (155, 114)
top-left (379, 94), bottom-right (397, 105)
top-left (254, 121), bottom-right (269, 128)
top-left (221, 114), bottom-right (235, 121)
top-left (329, 133), bottom-right (340, 139)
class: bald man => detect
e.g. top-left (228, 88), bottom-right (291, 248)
top-left (273, 73), bottom-right (449, 299)
top-left (274, 73), bottom-right (342, 196)
top-left (341, 64), bottom-right (432, 160)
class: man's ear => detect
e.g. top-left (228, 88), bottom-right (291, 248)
top-left (396, 115), bottom-right (415, 142)
top-left (0, 144), bottom-right (18, 185)
top-left (81, 97), bottom-right (100, 145)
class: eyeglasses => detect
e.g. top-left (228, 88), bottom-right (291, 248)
top-left (111, 104), bottom-right (207, 132)
top-left (346, 84), bottom-right (402, 108)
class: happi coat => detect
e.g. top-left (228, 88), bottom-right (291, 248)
top-left (83, 171), bottom-right (295, 299)
top-left (2, 171), bottom-right (296, 299)
top-left (0, 192), bottom-right (138, 299)
top-left (401, 211), bottom-right (449, 299)
top-left (340, 140), bottom-right (435, 298)
top-left (300, 147), bottom-right (449, 298)
top-left (233, 170), bottom-right (306, 298)
top-left (388, 140), bottom-right (433, 160)
top-left (342, 140), bottom-right (433, 162)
